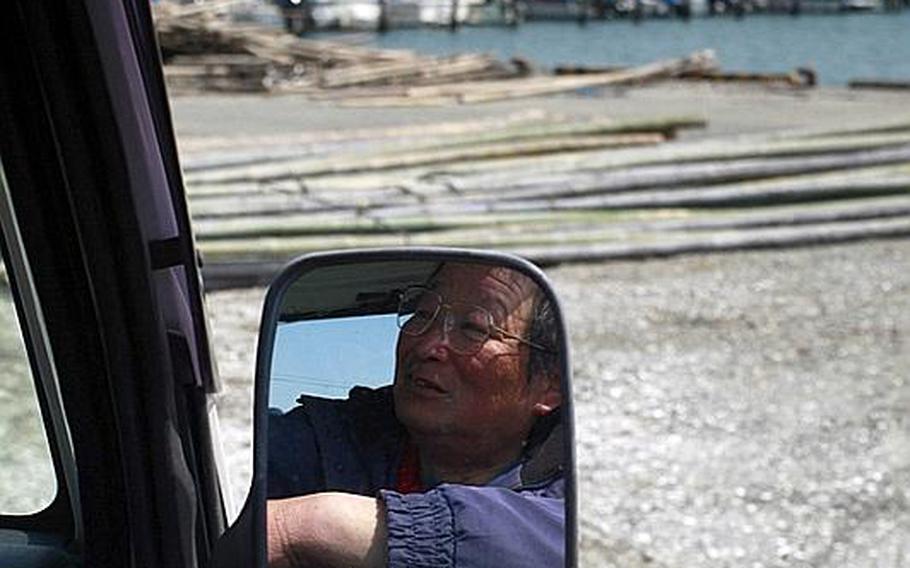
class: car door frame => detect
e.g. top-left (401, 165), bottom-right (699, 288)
top-left (1, 1), bottom-right (226, 566)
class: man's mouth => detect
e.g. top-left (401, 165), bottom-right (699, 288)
top-left (412, 376), bottom-right (447, 394)
top-left (403, 363), bottom-right (449, 395)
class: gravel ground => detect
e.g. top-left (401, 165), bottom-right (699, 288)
top-left (207, 237), bottom-right (910, 567)
top-left (171, 83), bottom-right (910, 142)
top-left (185, 84), bottom-right (910, 565)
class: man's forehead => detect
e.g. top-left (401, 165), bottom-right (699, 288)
top-left (431, 264), bottom-right (537, 314)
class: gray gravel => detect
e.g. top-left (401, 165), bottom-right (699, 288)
top-left (207, 237), bottom-right (910, 567)
top-left (551, 238), bottom-right (910, 568)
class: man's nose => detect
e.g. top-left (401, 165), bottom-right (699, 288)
top-left (417, 309), bottom-right (455, 356)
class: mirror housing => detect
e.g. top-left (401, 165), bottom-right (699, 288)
top-left (244, 248), bottom-right (577, 567)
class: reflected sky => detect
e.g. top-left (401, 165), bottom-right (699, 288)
top-left (270, 313), bottom-right (399, 410)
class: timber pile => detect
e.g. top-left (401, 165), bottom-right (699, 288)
top-left (153, 1), bottom-right (523, 95)
top-left (173, 110), bottom-right (910, 289)
top-left (152, 2), bottom-right (752, 104)
top-left (849, 79), bottom-right (910, 91)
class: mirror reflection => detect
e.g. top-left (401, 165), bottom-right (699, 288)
top-left (266, 259), bottom-right (567, 567)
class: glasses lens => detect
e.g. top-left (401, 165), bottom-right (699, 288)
top-left (397, 287), bottom-right (438, 336)
top-left (447, 304), bottom-right (491, 354)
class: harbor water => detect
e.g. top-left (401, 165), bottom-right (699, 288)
top-left (354, 11), bottom-right (910, 85)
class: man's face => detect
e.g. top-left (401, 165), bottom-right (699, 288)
top-left (393, 263), bottom-right (560, 463)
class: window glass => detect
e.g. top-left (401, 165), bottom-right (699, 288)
top-left (156, 4), bottom-right (910, 560)
top-left (0, 252), bottom-right (57, 515)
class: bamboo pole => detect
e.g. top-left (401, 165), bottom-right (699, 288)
top-left (372, 168), bottom-right (910, 217)
top-left (439, 146), bottom-right (910, 202)
top-left (320, 54), bottom-right (502, 88)
top-left (422, 132), bottom-right (910, 188)
top-left (189, 166), bottom-right (910, 240)
top-left (200, 214), bottom-right (910, 289)
top-left (318, 51), bottom-right (717, 106)
top-left (195, 205), bottom-right (910, 263)
top-left (519, 216), bottom-right (910, 266)
top-left (183, 115), bottom-right (702, 179)
top-left (185, 132), bottom-right (665, 184)
top-left (177, 109), bottom-right (553, 154)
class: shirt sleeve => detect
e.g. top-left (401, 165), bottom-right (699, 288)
top-left (380, 480), bottom-right (565, 568)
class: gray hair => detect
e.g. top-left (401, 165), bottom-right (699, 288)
top-left (527, 290), bottom-right (559, 384)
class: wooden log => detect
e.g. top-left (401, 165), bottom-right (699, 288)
top-left (188, 187), bottom-right (413, 219)
top-left (411, 115), bottom-right (910, 179)
top-left (398, 116), bottom-right (704, 150)
top-left (374, 165), bottom-right (910, 218)
top-left (365, 177), bottom-right (910, 221)
top-left (183, 132), bottom-right (910, 203)
top-left (455, 131), bottom-right (910, 184)
top-left (519, 216), bottom-right (910, 267)
top-left (320, 54), bottom-right (502, 88)
top-left (678, 68), bottom-right (816, 87)
top-left (441, 145), bottom-right (910, 201)
top-left (185, 132), bottom-right (665, 184)
top-left (195, 208), bottom-right (910, 264)
top-left (200, 193), bottom-right (910, 245)
top-left (303, 131), bottom-right (910, 194)
top-left (315, 51), bottom-right (718, 106)
top-left (184, 115), bottom-right (700, 179)
top-left (188, 166), bottom-right (910, 240)
top-left (177, 109), bottom-right (552, 154)
top-left (456, 51), bottom-right (718, 103)
top-left (848, 79), bottom-right (910, 91)
top-left (555, 64), bottom-right (815, 87)
top-left (786, 116), bottom-right (910, 140)
top-left (534, 176), bottom-right (910, 211)
top-left (648, 195), bottom-right (910, 232)
top-left (200, 214), bottom-right (910, 289)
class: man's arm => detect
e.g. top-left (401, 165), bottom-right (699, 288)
top-left (268, 482), bottom-right (564, 568)
top-left (382, 484), bottom-right (564, 568)
top-left (268, 493), bottom-right (388, 568)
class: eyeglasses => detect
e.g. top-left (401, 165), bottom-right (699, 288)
top-left (396, 286), bottom-right (551, 355)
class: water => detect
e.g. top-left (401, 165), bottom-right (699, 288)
top-left (357, 12), bottom-right (910, 85)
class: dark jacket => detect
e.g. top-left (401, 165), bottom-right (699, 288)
top-left (268, 386), bottom-right (565, 567)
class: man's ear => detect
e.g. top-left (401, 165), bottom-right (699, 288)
top-left (531, 373), bottom-right (562, 416)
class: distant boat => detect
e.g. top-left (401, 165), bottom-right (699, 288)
top-left (287, 0), bottom-right (487, 29)
top-left (521, 0), bottom-right (593, 20)
top-left (839, 0), bottom-right (881, 10)
top-left (760, 0), bottom-right (883, 11)
top-left (307, 0), bottom-right (380, 29)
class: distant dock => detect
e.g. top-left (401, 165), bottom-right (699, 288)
top-left (273, 0), bottom-right (907, 31)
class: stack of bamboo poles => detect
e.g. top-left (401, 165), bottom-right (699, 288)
top-left (177, 112), bottom-right (910, 289)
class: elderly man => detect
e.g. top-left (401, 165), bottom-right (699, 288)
top-left (267, 262), bottom-right (565, 567)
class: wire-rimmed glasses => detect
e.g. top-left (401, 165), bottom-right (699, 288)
top-left (396, 286), bottom-right (550, 355)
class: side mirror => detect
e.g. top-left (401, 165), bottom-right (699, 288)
top-left (245, 248), bottom-right (576, 567)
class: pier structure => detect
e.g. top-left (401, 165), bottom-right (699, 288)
top-left (274, 0), bottom-right (901, 31)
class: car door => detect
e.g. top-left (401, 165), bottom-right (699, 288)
top-left (0, 1), bottom-right (226, 566)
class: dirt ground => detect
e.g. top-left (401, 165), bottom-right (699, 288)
top-left (171, 83), bottom-right (910, 142)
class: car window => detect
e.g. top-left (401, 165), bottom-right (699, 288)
top-left (155, 4), bottom-right (910, 564)
top-left (0, 257), bottom-right (57, 515)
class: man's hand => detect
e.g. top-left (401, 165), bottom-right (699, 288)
top-left (268, 493), bottom-right (388, 568)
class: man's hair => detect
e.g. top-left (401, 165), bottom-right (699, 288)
top-left (523, 289), bottom-right (562, 463)
top-left (527, 290), bottom-right (559, 384)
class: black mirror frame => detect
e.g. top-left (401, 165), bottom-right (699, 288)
top-left (250, 247), bottom-right (577, 567)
